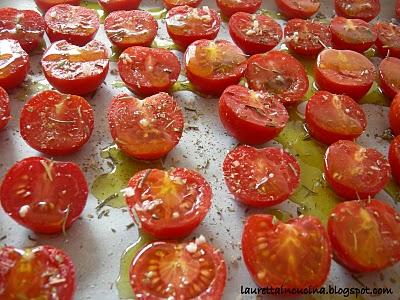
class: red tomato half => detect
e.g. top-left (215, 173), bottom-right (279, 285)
top-left (98, 0), bottom-right (142, 12)
top-left (375, 22), bottom-right (400, 59)
top-left (166, 6), bottom-right (221, 49)
top-left (0, 39), bottom-right (29, 91)
top-left (130, 240), bottom-right (226, 299)
top-left (334, 0), bottom-right (380, 22)
top-left (104, 10), bottom-right (158, 50)
top-left (330, 16), bottom-right (377, 53)
top-left (223, 145), bottom-right (301, 207)
top-left (185, 39), bottom-right (247, 95)
top-left (219, 85), bottom-right (289, 144)
top-left (379, 57), bottom-right (400, 99)
top-left (118, 46), bottom-right (180, 96)
top-left (44, 4), bottom-right (100, 46)
top-left (20, 90), bottom-right (94, 155)
top-left (229, 12), bottom-right (283, 55)
top-left (108, 93), bottom-right (184, 160)
top-left (41, 40), bottom-right (109, 95)
top-left (305, 91), bottom-right (366, 144)
top-left (0, 245), bottom-right (75, 299)
top-left (315, 49), bottom-right (375, 100)
top-left (0, 86), bottom-right (10, 130)
top-left (284, 19), bottom-right (331, 57)
top-left (0, 8), bottom-right (45, 53)
top-left (0, 157), bottom-right (88, 234)
top-left (324, 140), bottom-right (391, 200)
top-left (328, 200), bottom-right (400, 272)
top-left (35, 0), bottom-right (80, 12)
top-left (389, 135), bottom-right (400, 185)
top-left (275, 0), bottom-right (321, 19)
top-left (125, 168), bottom-right (211, 238)
top-left (242, 214), bottom-right (331, 288)
top-left (216, 0), bottom-right (261, 17)
top-left (389, 94), bottom-right (400, 136)
top-left (163, 0), bottom-right (202, 10)
top-left (245, 51), bottom-right (309, 105)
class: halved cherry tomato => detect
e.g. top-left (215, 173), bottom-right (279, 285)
top-left (0, 86), bottom-right (10, 130)
top-left (35, 0), bottom-right (80, 12)
top-left (315, 49), bottom-right (375, 100)
top-left (163, 0), bottom-right (202, 10)
top-left (379, 57), bottom-right (400, 99)
top-left (328, 199), bottom-right (400, 272)
top-left (0, 157), bottom-right (88, 234)
top-left (0, 245), bottom-right (76, 299)
top-left (98, 0), bottom-right (142, 12)
top-left (130, 240), bottom-right (226, 299)
top-left (216, 0), bottom-right (261, 18)
top-left (108, 93), bottom-right (184, 160)
top-left (185, 39), bottom-right (247, 95)
top-left (229, 12), bottom-right (283, 55)
top-left (0, 39), bottom-right (29, 91)
top-left (166, 6), bottom-right (221, 49)
top-left (219, 85), bottom-right (289, 144)
top-left (389, 135), bottom-right (400, 185)
top-left (284, 19), bottom-right (331, 57)
top-left (375, 22), bottom-right (400, 59)
top-left (305, 91), bottom-right (367, 144)
top-left (275, 0), bottom-right (321, 19)
top-left (324, 140), bottom-right (391, 200)
top-left (334, 0), bottom-right (380, 22)
top-left (118, 46), bottom-right (180, 96)
top-left (223, 145), bottom-right (300, 207)
top-left (125, 168), bottom-right (211, 238)
top-left (104, 10), bottom-right (157, 50)
top-left (330, 16), bottom-right (377, 53)
top-left (389, 94), bottom-right (400, 136)
top-left (44, 4), bottom-right (100, 46)
top-left (0, 8), bottom-right (45, 53)
top-left (41, 40), bottom-right (109, 95)
top-left (245, 51), bottom-right (309, 105)
top-left (20, 90), bottom-right (94, 155)
top-left (242, 214), bottom-right (331, 288)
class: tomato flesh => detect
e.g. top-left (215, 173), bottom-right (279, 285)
top-left (216, 0), bottom-right (261, 17)
top-left (389, 135), bottom-right (400, 185)
top-left (334, 0), bottom-right (380, 22)
top-left (379, 57), bottom-right (400, 99)
top-left (35, 0), bottom-right (80, 11)
top-left (98, 0), bottom-right (142, 12)
top-left (375, 22), bottom-right (400, 59)
top-left (163, 0), bottom-right (202, 10)
top-left (0, 86), bottom-right (10, 130)
top-left (389, 94), bottom-right (400, 136)
top-left (276, 0), bottom-right (321, 19)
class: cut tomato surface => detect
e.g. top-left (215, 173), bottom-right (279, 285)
top-left (242, 214), bottom-right (331, 288)
top-left (375, 22), bottom-right (400, 59)
top-left (216, 0), bottom-right (261, 17)
top-left (0, 157), bottom-right (88, 234)
top-left (389, 94), bottom-right (400, 136)
top-left (334, 0), bottom-right (380, 22)
top-left (389, 135), bottom-right (400, 185)
top-left (125, 168), bottom-right (212, 238)
top-left (275, 0), bottom-right (321, 19)
top-left (0, 245), bottom-right (76, 300)
top-left (245, 51), bottom-right (309, 105)
top-left (223, 145), bottom-right (300, 207)
top-left (35, 0), bottom-right (80, 11)
top-left (98, 0), bottom-right (142, 12)
top-left (118, 46), bottom-right (180, 96)
top-left (324, 140), bottom-right (391, 200)
top-left (219, 85), bottom-right (289, 144)
top-left (0, 86), bottom-right (10, 130)
top-left (130, 240), bottom-right (226, 299)
top-left (305, 91), bottom-right (366, 144)
top-left (229, 12), bottom-right (282, 55)
top-left (379, 57), bottom-right (400, 99)
top-left (108, 93), bottom-right (184, 160)
top-left (163, 0), bottom-right (202, 10)
top-left (328, 199), bottom-right (400, 272)
top-left (20, 90), bottom-right (94, 155)
top-left (41, 40), bottom-right (109, 95)
top-left (315, 49), bottom-right (375, 100)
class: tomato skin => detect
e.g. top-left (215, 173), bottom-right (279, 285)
top-left (397, 0), bottom-right (400, 18)
top-left (389, 94), bottom-right (400, 136)
top-left (118, 46), bottom-right (180, 96)
top-left (389, 135), bottom-right (400, 185)
top-left (275, 0), bottom-right (321, 19)
top-left (242, 214), bottom-right (331, 289)
top-left (0, 86), bottom-right (10, 130)
top-left (379, 57), bottom-right (400, 99)
top-left (305, 91), bottom-right (367, 145)
top-left (334, 0), bottom-right (380, 22)
top-left (163, 0), bottom-right (202, 10)
top-left (216, 0), bottom-right (261, 18)
top-left (35, 0), bottom-right (80, 11)
top-left (328, 200), bottom-right (400, 272)
top-left (229, 12), bottom-right (283, 55)
top-left (98, 0), bottom-right (142, 12)
top-left (375, 22), bottom-right (400, 59)
top-left (0, 157), bottom-right (88, 234)
top-left (0, 245), bottom-right (76, 300)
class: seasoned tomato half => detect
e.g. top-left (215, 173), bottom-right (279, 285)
top-left (229, 12), bottom-right (283, 55)
top-left (0, 245), bottom-right (76, 300)
top-left (98, 0), bottom-right (142, 12)
top-left (334, 0), bottom-right (380, 22)
top-left (223, 145), bottom-right (301, 207)
top-left (245, 51), bottom-right (309, 105)
top-left (324, 140), bottom-right (391, 200)
top-left (216, 0), bottom-right (261, 18)
top-left (375, 22), bottom-right (400, 59)
top-left (315, 49), bottom-right (375, 100)
top-left (219, 85), bottom-right (289, 144)
top-left (0, 157), bottom-right (88, 234)
top-left (389, 94), bottom-right (400, 136)
top-left (41, 40), bottom-right (109, 95)
top-left (389, 135), bottom-right (400, 185)
top-left (108, 93), bottom-right (184, 160)
top-left (125, 168), bottom-right (212, 238)
top-left (379, 57), bottom-right (400, 99)
top-left (163, 0), bottom-right (202, 10)
top-left (35, 0), bottom-right (80, 12)
top-left (275, 0), bottom-right (321, 19)
top-left (185, 39), bottom-right (247, 95)
top-left (20, 90), bottom-right (94, 155)
top-left (118, 46), bottom-right (180, 96)
top-left (305, 91), bottom-right (367, 145)
top-left (328, 199), bottom-right (400, 272)
top-left (0, 86), bottom-right (10, 130)
top-left (130, 240), bottom-right (226, 299)
top-left (242, 214), bottom-right (331, 289)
